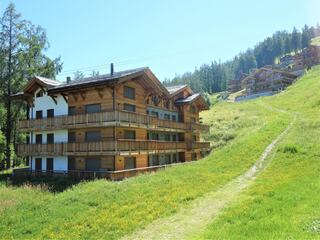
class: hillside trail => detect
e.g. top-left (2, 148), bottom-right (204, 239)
top-left (122, 119), bottom-right (293, 240)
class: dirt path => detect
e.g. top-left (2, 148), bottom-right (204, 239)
top-left (122, 123), bottom-right (293, 240)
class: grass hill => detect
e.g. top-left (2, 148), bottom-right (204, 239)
top-left (311, 36), bottom-right (320, 46)
top-left (0, 66), bottom-right (320, 239)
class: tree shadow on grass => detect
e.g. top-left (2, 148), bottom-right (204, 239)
top-left (0, 173), bottom-right (84, 193)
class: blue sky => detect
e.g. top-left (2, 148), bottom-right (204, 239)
top-left (1, 0), bottom-right (319, 81)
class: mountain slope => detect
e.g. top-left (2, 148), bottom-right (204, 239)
top-left (195, 66), bottom-right (320, 239)
top-left (0, 66), bottom-right (319, 239)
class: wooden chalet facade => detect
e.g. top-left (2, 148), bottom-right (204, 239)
top-left (227, 73), bottom-right (248, 93)
top-left (241, 67), bottom-right (298, 96)
top-left (13, 67), bottom-right (210, 179)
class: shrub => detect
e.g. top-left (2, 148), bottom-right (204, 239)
top-left (282, 144), bottom-right (298, 154)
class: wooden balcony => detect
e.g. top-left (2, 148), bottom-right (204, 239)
top-left (17, 140), bottom-right (210, 156)
top-left (18, 110), bottom-right (209, 133)
top-left (192, 141), bottom-right (211, 150)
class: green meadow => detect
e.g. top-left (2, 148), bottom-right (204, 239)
top-left (1, 66), bottom-right (319, 239)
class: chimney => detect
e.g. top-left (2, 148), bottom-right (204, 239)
top-left (66, 76), bottom-right (71, 83)
top-left (110, 63), bottom-right (114, 76)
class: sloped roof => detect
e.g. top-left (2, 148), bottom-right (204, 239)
top-left (34, 76), bottom-right (61, 87)
top-left (242, 67), bottom-right (298, 84)
top-left (175, 93), bottom-right (201, 104)
top-left (166, 85), bottom-right (187, 94)
top-left (48, 67), bottom-right (170, 95)
top-left (175, 93), bottom-right (209, 110)
top-left (22, 76), bottom-right (61, 94)
top-left (50, 67), bottom-right (148, 90)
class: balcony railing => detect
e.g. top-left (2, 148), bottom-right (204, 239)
top-left (18, 110), bottom-right (210, 132)
top-left (18, 139), bottom-right (210, 156)
top-left (17, 140), bottom-right (210, 156)
top-left (192, 141), bottom-right (211, 150)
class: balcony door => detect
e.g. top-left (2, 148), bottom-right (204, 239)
top-left (124, 157), bottom-right (136, 170)
top-left (35, 158), bottom-right (42, 171)
top-left (46, 158), bottom-right (53, 171)
top-left (85, 158), bottom-right (101, 171)
top-left (68, 157), bottom-right (76, 170)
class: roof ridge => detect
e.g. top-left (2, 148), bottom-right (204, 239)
top-left (66, 66), bottom-right (149, 84)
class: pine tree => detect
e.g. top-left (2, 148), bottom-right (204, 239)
top-left (291, 27), bottom-right (302, 52)
top-left (73, 70), bottom-right (85, 80)
top-left (0, 3), bottom-right (62, 168)
top-left (301, 25), bottom-right (311, 48)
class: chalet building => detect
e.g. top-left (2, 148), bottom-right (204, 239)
top-left (227, 73), bottom-right (248, 93)
top-left (241, 67), bottom-right (298, 96)
top-left (12, 66), bottom-right (210, 179)
top-left (279, 45), bottom-right (320, 71)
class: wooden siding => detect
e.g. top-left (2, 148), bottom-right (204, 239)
top-left (73, 156), bottom-right (115, 171)
top-left (115, 154), bottom-right (148, 170)
top-left (71, 127), bottom-right (114, 142)
top-left (68, 87), bottom-right (114, 114)
top-left (116, 127), bottom-right (147, 140)
top-left (115, 81), bottom-right (147, 114)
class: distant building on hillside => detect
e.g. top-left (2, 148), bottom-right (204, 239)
top-left (227, 73), bottom-right (248, 93)
top-left (241, 67), bottom-right (298, 96)
top-left (279, 45), bottom-right (320, 71)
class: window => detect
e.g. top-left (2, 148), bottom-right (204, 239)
top-left (68, 157), bottom-right (76, 170)
top-left (172, 115), bottom-right (177, 121)
top-left (68, 107), bottom-right (76, 115)
top-left (151, 111), bottom-right (158, 118)
top-left (68, 132), bottom-right (76, 143)
top-left (159, 155), bottom-right (166, 165)
top-left (47, 133), bottom-right (54, 144)
top-left (36, 110), bottom-right (43, 119)
top-left (123, 103), bottom-right (136, 112)
top-left (85, 158), bottom-right (101, 171)
top-left (178, 133), bottom-right (184, 141)
top-left (35, 134), bottom-right (42, 144)
top-left (192, 153), bottom-right (197, 161)
top-left (172, 134), bottom-right (177, 142)
top-left (36, 90), bottom-right (44, 98)
top-left (124, 86), bottom-right (135, 99)
top-left (124, 130), bottom-right (136, 139)
top-left (148, 155), bottom-right (159, 166)
top-left (85, 131), bottom-right (101, 142)
top-left (191, 117), bottom-right (196, 123)
top-left (192, 135), bottom-right (197, 142)
top-left (148, 132), bottom-right (159, 140)
top-left (164, 114), bottom-right (170, 120)
top-left (46, 158), bottom-right (53, 171)
top-left (104, 156), bottom-right (115, 171)
top-left (164, 134), bottom-right (170, 141)
top-left (172, 153), bottom-right (178, 163)
top-left (151, 96), bottom-right (159, 106)
top-left (47, 109), bottom-right (54, 118)
top-left (124, 157), bottom-right (136, 170)
top-left (164, 154), bottom-right (171, 164)
top-left (190, 105), bottom-right (196, 113)
top-left (85, 104), bottom-right (101, 114)
top-left (26, 135), bottom-right (30, 144)
top-left (35, 158), bottom-right (42, 170)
